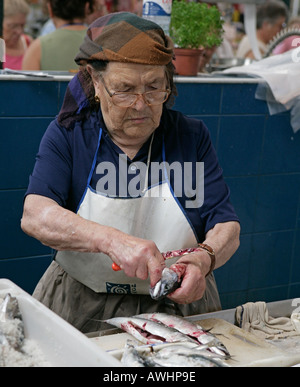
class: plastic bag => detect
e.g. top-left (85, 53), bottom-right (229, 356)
top-left (224, 49), bottom-right (300, 133)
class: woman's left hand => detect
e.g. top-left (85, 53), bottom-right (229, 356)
top-left (166, 250), bottom-right (211, 304)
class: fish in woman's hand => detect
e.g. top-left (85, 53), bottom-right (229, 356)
top-left (149, 264), bottom-right (187, 301)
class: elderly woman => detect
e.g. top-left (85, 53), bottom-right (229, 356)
top-left (21, 12), bottom-right (240, 333)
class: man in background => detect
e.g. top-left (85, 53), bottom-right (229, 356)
top-left (237, 0), bottom-right (289, 59)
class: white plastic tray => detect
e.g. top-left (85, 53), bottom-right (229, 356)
top-left (0, 279), bottom-right (121, 367)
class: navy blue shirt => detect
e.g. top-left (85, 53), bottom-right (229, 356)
top-left (26, 107), bottom-right (239, 243)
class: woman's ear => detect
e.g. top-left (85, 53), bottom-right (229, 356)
top-left (86, 64), bottom-right (93, 76)
top-left (86, 64), bottom-right (96, 82)
top-left (84, 2), bottom-right (93, 18)
top-left (47, 1), bottom-right (54, 18)
top-left (86, 65), bottom-right (101, 90)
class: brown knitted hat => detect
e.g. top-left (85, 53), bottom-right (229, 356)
top-left (75, 12), bottom-right (173, 66)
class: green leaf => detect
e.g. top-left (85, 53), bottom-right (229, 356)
top-left (170, 0), bottom-right (224, 49)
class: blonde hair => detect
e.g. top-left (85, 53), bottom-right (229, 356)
top-left (4, 0), bottom-right (30, 17)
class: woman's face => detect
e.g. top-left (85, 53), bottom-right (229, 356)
top-left (3, 13), bottom-right (27, 48)
top-left (92, 62), bottom-right (168, 149)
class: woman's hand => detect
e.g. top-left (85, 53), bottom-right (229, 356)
top-left (167, 221), bottom-right (240, 304)
top-left (105, 231), bottom-right (165, 287)
top-left (21, 194), bottom-right (165, 287)
top-left (166, 250), bottom-right (211, 304)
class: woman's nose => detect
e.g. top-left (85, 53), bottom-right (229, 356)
top-left (132, 94), bottom-right (148, 109)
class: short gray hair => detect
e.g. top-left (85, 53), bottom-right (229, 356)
top-left (257, 0), bottom-right (288, 29)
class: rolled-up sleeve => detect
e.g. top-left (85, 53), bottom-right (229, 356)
top-left (25, 120), bottom-right (72, 208)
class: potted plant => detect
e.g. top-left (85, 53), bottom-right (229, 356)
top-left (170, 0), bottom-right (224, 75)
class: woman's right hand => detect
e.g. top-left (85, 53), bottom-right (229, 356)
top-left (105, 231), bottom-right (165, 287)
top-left (21, 195), bottom-right (165, 286)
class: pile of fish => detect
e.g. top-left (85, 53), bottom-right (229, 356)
top-left (0, 293), bottom-right (50, 367)
top-left (122, 341), bottom-right (228, 367)
top-left (105, 312), bottom-right (231, 367)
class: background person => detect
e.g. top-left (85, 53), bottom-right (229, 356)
top-left (236, 0), bottom-right (289, 59)
top-left (85, 0), bottom-right (108, 24)
top-left (3, 0), bottom-right (33, 70)
top-left (39, 0), bottom-right (108, 36)
top-left (21, 12), bottom-right (240, 333)
top-left (22, 0), bottom-right (92, 71)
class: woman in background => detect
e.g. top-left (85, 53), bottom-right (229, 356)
top-left (3, 0), bottom-right (33, 70)
top-left (22, 0), bottom-right (92, 72)
top-left (39, 0), bottom-right (108, 37)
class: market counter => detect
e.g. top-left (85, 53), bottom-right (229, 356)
top-left (0, 72), bottom-right (299, 311)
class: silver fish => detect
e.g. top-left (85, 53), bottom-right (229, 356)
top-left (0, 294), bottom-right (24, 350)
top-left (121, 342), bottom-right (147, 367)
top-left (149, 268), bottom-right (180, 300)
top-left (0, 326), bottom-right (8, 347)
top-left (105, 316), bottom-right (196, 345)
top-left (122, 342), bottom-right (227, 367)
top-left (0, 293), bottom-right (22, 322)
top-left (137, 313), bottom-right (230, 358)
top-left (144, 347), bottom-right (226, 367)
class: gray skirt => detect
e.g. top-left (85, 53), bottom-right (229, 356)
top-left (33, 261), bottom-right (222, 334)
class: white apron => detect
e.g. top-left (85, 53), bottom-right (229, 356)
top-left (56, 128), bottom-right (198, 293)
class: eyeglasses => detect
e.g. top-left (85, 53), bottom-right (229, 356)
top-left (4, 22), bottom-right (25, 32)
top-left (99, 75), bottom-right (170, 108)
